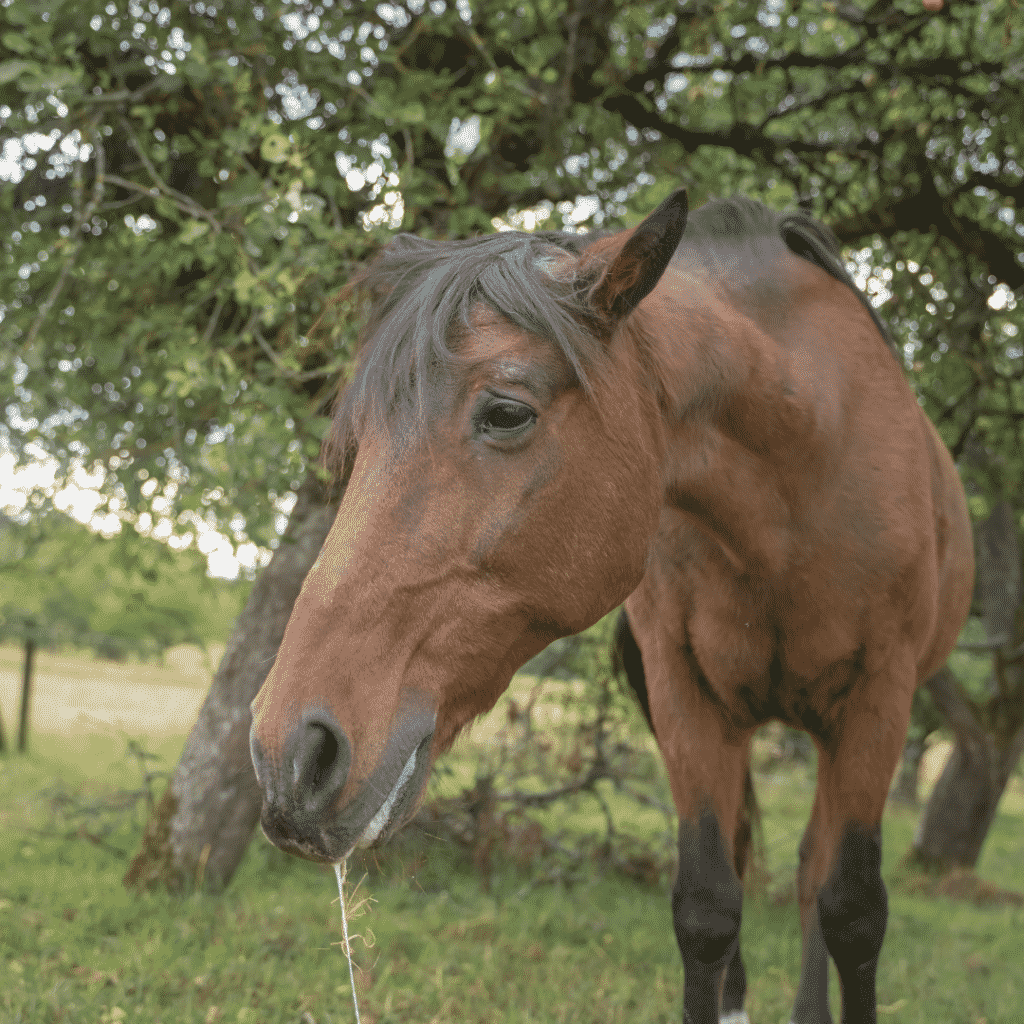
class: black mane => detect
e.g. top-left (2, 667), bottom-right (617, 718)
top-left (682, 197), bottom-right (898, 354)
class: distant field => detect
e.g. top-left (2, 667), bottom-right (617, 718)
top-left (0, 642), bottom-right (972, 797)
top-left (1, 647), bottom-right (1022, 1023)
top-left (0, 643), bottom-right (217, 741)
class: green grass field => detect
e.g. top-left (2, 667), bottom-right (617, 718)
top-left (1, 647), bottom-right (1022, 1024)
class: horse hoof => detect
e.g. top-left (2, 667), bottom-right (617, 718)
top-left (720, 1013), bottom-right (751, 1024)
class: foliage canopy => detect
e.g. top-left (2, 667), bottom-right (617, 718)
top-left (2, 0), bottom-right (1020, 547)
top-left (0, 509), bottom-right (248, 659)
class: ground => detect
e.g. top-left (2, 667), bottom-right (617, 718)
top-left (1, 645), bottom-right (1021, 1024)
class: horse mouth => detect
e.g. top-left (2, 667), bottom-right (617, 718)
top-left (259, 728), bottom-right (433, 864)
top-left (354, 742), bottom-right (421, 850)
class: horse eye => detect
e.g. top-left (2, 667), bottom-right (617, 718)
top-left (477, 398), bottom-right (536, 441)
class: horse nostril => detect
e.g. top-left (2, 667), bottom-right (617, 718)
top-left (292, 712), bottom-right (351, 815)
top-left (297, 723), bottom-right (337, 790)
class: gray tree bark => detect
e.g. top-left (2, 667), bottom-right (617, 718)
top-left (124, 472), bottom-right (339, 892)
top-left (911, 500), bottom-right (1024, 869)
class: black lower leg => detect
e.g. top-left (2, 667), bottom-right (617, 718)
top-left (719, 941), bottom-right (748, 1020)
top-left (792, 827), bottom-right (832, 1024)
top-left (817, 823), bottom-right (887, 1024)
top-left (791, 912), bottom-right (832, 1024)
top-left (673, 808), bottom-right (743, 1024)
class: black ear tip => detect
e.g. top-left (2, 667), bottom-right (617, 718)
top-left (663, 187), bottom-right (688, 218)
top-left (648, 188), bottom-right (688, 234)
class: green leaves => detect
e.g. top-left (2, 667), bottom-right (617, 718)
top-left (0, 511), bottom-right (248, 658)
top-left (260, 134), bottom-right (291, 165)
top-left (1, 0), bottom-right (1020, 562)
top-left (0, 58), bottom-right (38, 85)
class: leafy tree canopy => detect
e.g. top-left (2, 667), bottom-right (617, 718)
top-left (0, 507), bottom-right (249, 660)
top-left (1, 0), bottom-right (1021, 550)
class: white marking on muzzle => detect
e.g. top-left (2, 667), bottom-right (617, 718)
top-left (356, 746), bottom-right (418, 849)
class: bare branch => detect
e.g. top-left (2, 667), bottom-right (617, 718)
top-left (493, 762), bottom-right (607, 808)
top-left (250, 325), bottom-right (347, 383)
top-left (101, 172), bottom-right (216, 225)
top-left (201, 293), bottom-right (228, 348)
top-left (957, 635), bottom-right (1010, 653)
top-left (80, 79), bottom-right (166, 106)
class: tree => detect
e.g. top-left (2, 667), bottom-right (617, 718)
top-left (124, 472), bottom-right (338, 892)
top-left (2, 0), bottom-right (1021, 886)
top-left (0, 508), bottom-right (248, 752)
top-left (911, 498), bottom-right (1024, 869)
top-left (0, 508), bottom-right (246, 660)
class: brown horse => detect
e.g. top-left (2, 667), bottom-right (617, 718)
top-left (250, 190), bottom-right (973, 1024)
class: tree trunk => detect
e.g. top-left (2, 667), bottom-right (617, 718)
top-left (890, 732), bottom-right (926, 806)
top-left (910, 667), bottom-right (1023, 867)
top-left (124, 472), bottom-right (339, 893)
top-left (18, 636), bottom-right (35, 753)
top-left (910, 499), bottom-right (1024, 870)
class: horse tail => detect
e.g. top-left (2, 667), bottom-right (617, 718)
top-left (612, 607), bottom-right (765, 887)
top-left (611, 608), bottom-right (653, 732)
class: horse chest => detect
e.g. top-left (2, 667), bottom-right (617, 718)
top-left (684, 593), bottom-right (865, 737)
top-left (648, 520), bottom-right (870, 737)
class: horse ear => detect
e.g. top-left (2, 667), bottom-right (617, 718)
top-left (587, 188), bottom-right (688, 321)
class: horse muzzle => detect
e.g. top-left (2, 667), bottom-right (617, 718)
top-left (250, 703), bottom-right (435, 863)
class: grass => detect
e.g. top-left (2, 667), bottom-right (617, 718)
top-left (1, 650), bottom-right (1022, 1024)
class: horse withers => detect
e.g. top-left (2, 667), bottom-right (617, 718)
top-left (249, 190), bottom-right (973, 1024)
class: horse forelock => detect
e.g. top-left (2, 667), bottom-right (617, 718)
top-left (325, 230), bottom-right (607, 474)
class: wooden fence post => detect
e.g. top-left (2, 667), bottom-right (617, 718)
top-left (18, 635), bottom-right (35, 754)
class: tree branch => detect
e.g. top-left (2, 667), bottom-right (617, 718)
top-left (924, 665), bottom-right (987, 747)
top-left (249, 321), bottom-right (348, 383)
top-left (829, 173), bottom-right (1024, 291)
top-left (81, 79), bottom-right (166, 106)
top-left (117, 116), bottom-right (222, 233)
top-left (101, 172), bottom-right (220, 228)
top-left (957, 635), bottom-right (1010, 653)
top-left (23, 120), bottom-right (105, 352)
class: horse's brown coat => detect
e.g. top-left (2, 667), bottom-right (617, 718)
top-left (250, 192), bottom-right (973, 1024)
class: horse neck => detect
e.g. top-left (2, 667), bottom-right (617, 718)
top-left (639, 279), bottom-right (810, 578)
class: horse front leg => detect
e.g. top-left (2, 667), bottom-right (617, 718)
top-left (717, 768), bottom-right (755, 1024)
top-left (625, 597), bottom-right (755, 1024)
top-left (790, 788), bottom-right (833, 1024)
top-left (657, 715), bottom-right (753, 1024)
top-left (799, 667), bottom-right (914, 1024)
top-left (673, 801), bottom-right (745, 1024)
top-left (717, 939), bottom-right (751, 1024)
